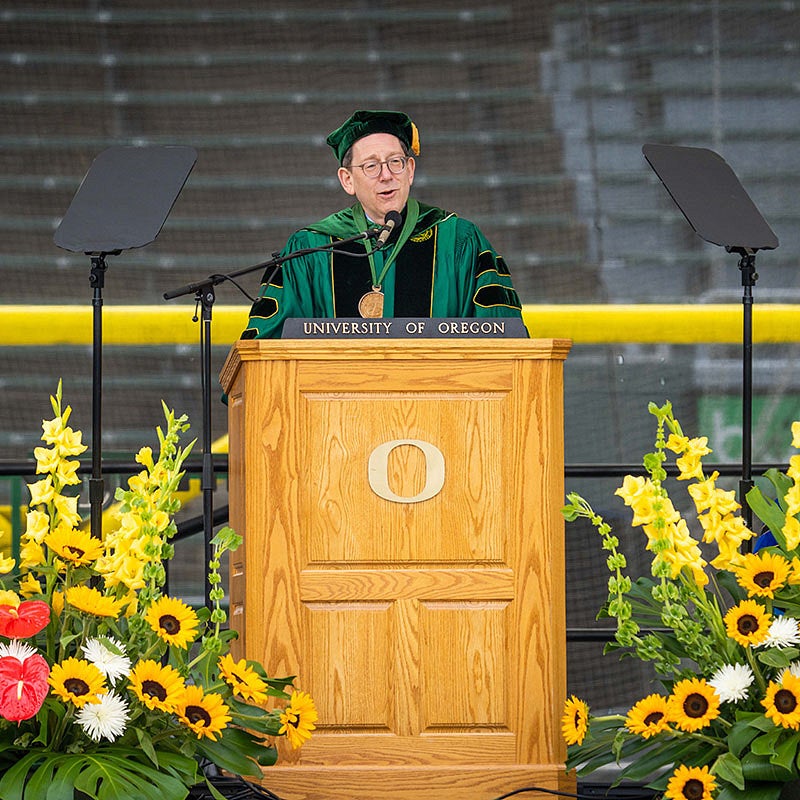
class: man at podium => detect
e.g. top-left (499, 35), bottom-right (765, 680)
top-left (241, 109), bottom-right (524, 338)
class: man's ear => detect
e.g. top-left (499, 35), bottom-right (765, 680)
top-left (337, 166), bottom-right (355, 196)
top-left (406, 156), bottom-right (415, 187)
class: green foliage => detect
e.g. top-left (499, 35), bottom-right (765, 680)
top-left (561, 402), bottom-right (800, 798)
top-left (0, 388), bottom-right (315, 799)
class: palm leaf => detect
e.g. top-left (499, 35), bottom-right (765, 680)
top-left (0, 751), bottom-right (195, 800)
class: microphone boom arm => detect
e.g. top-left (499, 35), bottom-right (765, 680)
top-left (163, 226), bottom-right (383, 301)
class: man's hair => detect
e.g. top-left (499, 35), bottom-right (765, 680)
top-left (341, 140), bottom-right (413, 169)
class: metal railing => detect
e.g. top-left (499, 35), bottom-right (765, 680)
top-left (2, 455), bottom-right (785, 643)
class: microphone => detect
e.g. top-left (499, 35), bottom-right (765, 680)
top-left (376, 210), bottom-right (403, 247)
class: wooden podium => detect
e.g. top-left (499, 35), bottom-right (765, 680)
top-left (220, 336), bottom-right (573, 800)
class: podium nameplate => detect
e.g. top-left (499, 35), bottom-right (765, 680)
top-left (282, 316), bottom-right (528, 339)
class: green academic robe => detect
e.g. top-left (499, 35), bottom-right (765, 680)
top-left (241, 199), bottom-right (523, 339)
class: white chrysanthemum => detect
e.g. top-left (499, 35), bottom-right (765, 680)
top-left (0, 640), bottom-right (38, 661)
top-left (76, 692), bottom-right (129, 742)
top-left (784, 661), bottom-right (800, 681)
top-left (81, 637), bottom-right (131, 683)
top-left (708, 662), bottom-right (755, 703)
top-left (761, 616), bottom-right (800, 649)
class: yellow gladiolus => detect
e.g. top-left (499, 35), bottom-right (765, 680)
top-left (27, 476), bottom-right (55, 507)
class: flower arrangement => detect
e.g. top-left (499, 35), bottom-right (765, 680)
top-left (562, 401), bottom-right (800, 800)
top-left (0, 383), bottom-right (317, 800)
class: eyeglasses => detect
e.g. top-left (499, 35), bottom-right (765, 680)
top-left (350, 156), bottom-right (409, 179)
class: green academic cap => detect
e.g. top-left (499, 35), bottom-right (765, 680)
top-left (326, 109), bottom-right (421, 164)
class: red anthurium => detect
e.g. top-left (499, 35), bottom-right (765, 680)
top-left (0, 601), bottom-right (50, 639)
top-left (0, 653), bottom-right (50, 721)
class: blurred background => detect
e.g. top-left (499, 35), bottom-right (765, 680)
top-left (1, 0), bottom-right (800, 715)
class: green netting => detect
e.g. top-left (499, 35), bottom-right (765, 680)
top-left (2, 0), bottom-right (800, 714)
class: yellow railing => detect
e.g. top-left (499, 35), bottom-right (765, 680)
top-left (2, 303), bottom-right (799, 345)
top-left (3, 303), bottom-right (798, 546)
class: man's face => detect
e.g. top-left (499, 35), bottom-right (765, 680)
top-left (337, 133), bottom-right (415, 223)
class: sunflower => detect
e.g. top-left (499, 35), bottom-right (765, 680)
top-left (763, 671), bottom-right (800, 730)
top-left (667, 678), bottom-right (720, 732)
top-left (45, 525), bottom-right (104, 567)
top-left (176, 685), bottom-right (231, 740)
top-left (144, 596), bottom-right (199, 649)
top-left (218, 653), bottom-right (269, 704)
top-left (279, 690), bottom-right (318, 749)
top-left (65, 585), bottom-right (126, 618)
top-left (724, 599), bottom-right (772, 647)
top-left (734, 551), bottom-right (791, 598)
top-left (561, 695), bottom-right (589, 746)
top-left (665, 764), bottom-right (716, 800)
top-left (625, 694), bottom-right (671, 739)
top-left (128, 659), bottom-right (186, 713)
top-left (49, 657), bottom-right (106, 708)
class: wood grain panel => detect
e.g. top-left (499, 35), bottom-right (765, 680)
top-left (299, 568), bottom-right (514, 601)
top-left (256, 763), bottom-right (572, 800)
top-left (420, 601), bottom-right (509, 730)
top-left (221, 338), bottom-right (573, 800)
top-left (297, 732), bottom-right (517, 766)
top-left (305, 394), bottom-right (507, 563)
top-left (304, 602), bottom-right (393, 731)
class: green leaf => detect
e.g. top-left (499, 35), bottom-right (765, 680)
top-left (742, 750), bottom-right (796, 783)
top-left (0, 753), bottom-right (41, 800)
top-left (752, 728), bottom-right (784, 757)
top-left (717, 784), bottom-right (784, 800)
top-left (561, 504), bottom-right (580, 522)
top-left (729, 718), bottom-right (769, 758)
top-left (747, 487), bottom-right (788, 548)
top-left (23, 760), bottom-right (59, 800)
top-left (736, 711), bottom-right (778, 732)
top-left (758, 648), bottom-right (800, 670)
top-left (256, 745), bottom-right (278, 767)
top-left (145, 751), bottom-right (199, 784)
top-left (618, 738), bottom-right (711, 781)
top-left (8, 752), bottom-right (195, 800)
top-left (201, 782), bottom-right (228, 800)
top-left (763, 469), bottom-right (794, 508)
top-left (713, 752), bottom-right (745, 790)
top-left (46, 757), bottom-right (85, 800)
top-left (772, 734), bottom-right (800, 772)
top-left (134, 727), bottom-right (160, 767)
top-left (196, 736), bottom-right (262, 778)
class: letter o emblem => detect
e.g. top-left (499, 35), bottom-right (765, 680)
top-left (367, 439), bottom-right (445, 503)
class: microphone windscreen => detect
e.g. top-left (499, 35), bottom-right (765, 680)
top-left (384, 210), bottom-right (403, 227)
